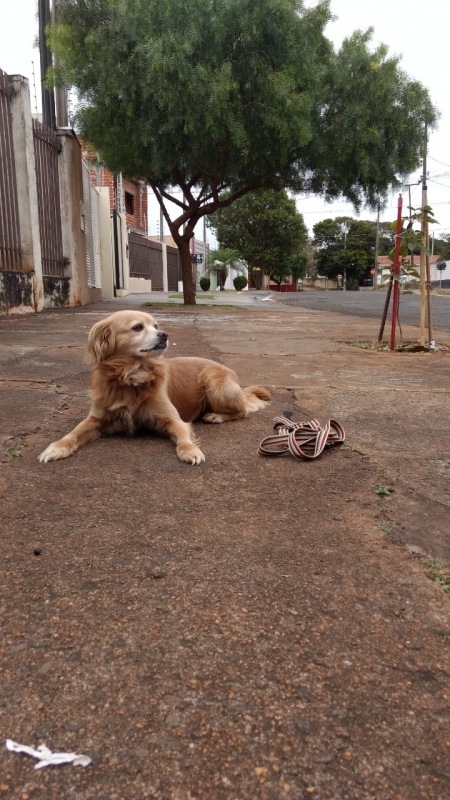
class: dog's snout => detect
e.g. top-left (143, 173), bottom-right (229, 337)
top-left (158, 331), bottom-right (168, 341)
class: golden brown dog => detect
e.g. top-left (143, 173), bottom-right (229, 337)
top-left (39, 310), bottom-right (271, 465)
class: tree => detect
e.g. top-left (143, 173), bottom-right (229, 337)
top-left (288, 251), bottom-right (308, 289)
top-left (377, 222), bottom-right (396, 256)
top-left (431, 234), bottom-right (450, 261)
top-left (313, 217), bottom-right (377, 288)
top-left (50, 0), bottom-right (437, 304)
top-left (205, 247), bottom-right (242, 291)
top-left (209, 189), bottom-right (308, 288)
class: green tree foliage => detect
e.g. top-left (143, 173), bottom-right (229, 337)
top-left (313, 217), bottom-right (378, 287)
top-left (209, 189), bottom-right (308, 287)
top-left (378, 222), bottom-right (396, 256)
top-left (431, 234), bottom-right (450, 261)
top-left (288, 251), bottom-right (308, 289)
top-left (49, 0), bottom-right (437, 303)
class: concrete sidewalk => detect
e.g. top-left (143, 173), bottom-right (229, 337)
top-left (1, 300), bottom-right (450, 800)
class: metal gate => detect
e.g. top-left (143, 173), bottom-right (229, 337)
top-left (82, 161), bottom-right (102, 288)
top-left (129, 232), bottom-right (163, 290)
top-left (32, 118), bottom-right (65, 277)
top-left (167, 244), bottom-right (180, 292)
top-left (0, 68), bottom-right (22, 272)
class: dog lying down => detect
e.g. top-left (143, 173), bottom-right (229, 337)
top-left (39, 310), bottom-right (271, 465)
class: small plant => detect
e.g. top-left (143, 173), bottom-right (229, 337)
top-left (377, 522), bottom-right (391, 533)
top-left (375, 485), bottom-right (394, 496)
top-left (425, 558), bottom-right (450, 598)
top-left (6, 449), bottom-right (21, 458)
top-left (233, 275), bottom-right (248, 291)
top-left (199, 277), bottom-right (211, 291)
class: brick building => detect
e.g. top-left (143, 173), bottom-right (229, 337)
top-left (81, 144), bottom-right (148, 234)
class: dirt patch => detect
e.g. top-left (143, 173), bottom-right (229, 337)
top-left (340, 340), bottom-right (450, 353)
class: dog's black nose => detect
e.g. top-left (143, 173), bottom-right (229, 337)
top-left (158, 331), bottom-right (168, 341)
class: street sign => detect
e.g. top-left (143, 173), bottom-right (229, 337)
top-left (437, 261), bottom-right (446, 271)
top-left (370, 269), bottom-right (376, 275)
top-left (337, 274), bottom-right (343, 279)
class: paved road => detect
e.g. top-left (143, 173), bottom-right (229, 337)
top-left (276, 289), bottom-right (450, 332)
top-left (112, 289), bottom-right (450, 333)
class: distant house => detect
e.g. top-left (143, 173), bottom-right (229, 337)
top-left (377, 254), bottom-right (444, 283)
top-left (81, 144), bottom-right (148, 234)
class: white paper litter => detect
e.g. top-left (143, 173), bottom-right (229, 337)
top-left (6, 739), bottom-right (92, 769)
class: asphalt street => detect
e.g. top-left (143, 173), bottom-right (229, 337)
top-left (276, 289), bottom-right (450, 332)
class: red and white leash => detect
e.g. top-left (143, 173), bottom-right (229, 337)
top-left (258, 415), bottom-right (345, 460)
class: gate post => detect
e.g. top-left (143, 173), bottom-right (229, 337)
top-left (8, 75), bottom-right (44, 311)
top-left (98, 187), bottom-right (115, 299)
top-left (57, 129), bottom-right (90, 306)
top-left (114, 212), bottom-right (129, 297)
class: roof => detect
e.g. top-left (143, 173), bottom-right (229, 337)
top-left (377, 255), bottom-right (442, 266)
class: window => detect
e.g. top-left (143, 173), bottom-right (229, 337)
top-left (124, 191), bottom-right (134, 215)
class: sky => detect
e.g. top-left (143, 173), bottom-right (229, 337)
top-left (2, 1), bottom-right (450, 249)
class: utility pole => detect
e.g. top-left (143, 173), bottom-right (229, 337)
top-left (159, 207), bottom-right (164, 243)
top-left (341, 221), bottom-right (349, 292)
top-left (374, 202), bottom-right (380, 288)
top-left (52, 1), bottom-right (68, 127)
top-left (419, 125), bottom-right (433, 346)
top-left (38, 0), bottom-right (56, 128)
top-left (419, 129), bottom-right (427, 344)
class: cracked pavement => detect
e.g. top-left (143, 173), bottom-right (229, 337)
top-left (1, 300), bottom-right (450, 800)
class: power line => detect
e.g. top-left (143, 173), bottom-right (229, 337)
top-left (428, 178), bottom-right (450, 189)
top-left (429, 155), bottom-right (450, 168)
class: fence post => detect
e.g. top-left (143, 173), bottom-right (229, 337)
top-left (56, 129), bottom-right (90, 306)
top-left (8, 75), bottom-right (44, 311)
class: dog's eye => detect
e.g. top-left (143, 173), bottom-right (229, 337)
top-left (132, 323), bottom-right (144, 332)
top-left (154, 323), bottom-right (158, 329)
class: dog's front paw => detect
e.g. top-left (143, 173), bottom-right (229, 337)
top-left (202, 413), bottom-right (225, 424)
top-left (176, 443), bottom-right (206, 465)
top-left (39, 441), bottom-right (74, 463)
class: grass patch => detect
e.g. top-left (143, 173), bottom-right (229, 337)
top-left (424, 558), bottom-right (450, 598)
top-left (437, 289), bottom-right (450, 296)
top-left (375, 485), bottom-right (394, 496)
top-left (169, 293), bottom-right (216, 300)
top-left (142, 302), bottom-right (247, 311)
top-left (377, 522), bottom-right (391, 533)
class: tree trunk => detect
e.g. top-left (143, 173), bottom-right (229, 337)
top-left (178, 238), bottom-right (196, 305)
top-left (168, 224), bottom-right (196, 305)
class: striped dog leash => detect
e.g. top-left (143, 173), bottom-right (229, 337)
top-left (258, 415), bottom-right (345, 460)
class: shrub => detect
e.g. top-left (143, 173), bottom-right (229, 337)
top-left (233, 275), bottom-right (248, 291)
top-left (199, 277), bottom-right (211, 291)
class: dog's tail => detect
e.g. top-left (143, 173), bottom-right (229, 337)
top-left (242, 385), bottom-right (272, 413)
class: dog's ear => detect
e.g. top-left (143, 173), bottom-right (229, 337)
top-left (86, 319), bottom-right (116, 363)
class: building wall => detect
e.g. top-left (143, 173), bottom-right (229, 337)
top-left (82, 147), bottom-right (148, 234)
